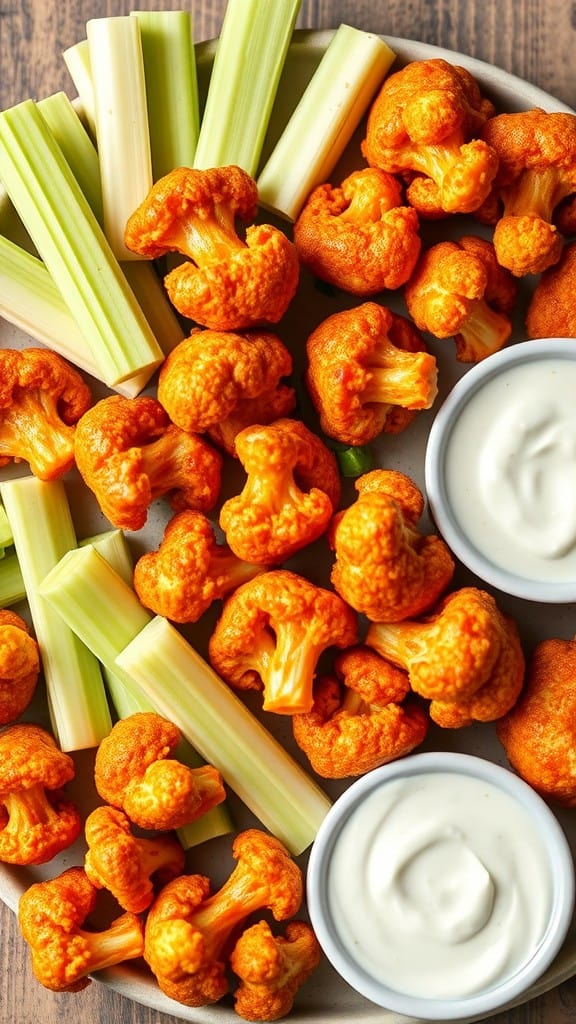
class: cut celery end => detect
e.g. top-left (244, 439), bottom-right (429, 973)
top-left (116, 617), bottom-right (332, 855)
top-left (86, 16), bottom-right (153, 261)
top-left (63, 40), bottom-right (97, 139)
top-left (0, 552), bottom-right (25, 607)
top-left (0, 100), bottom-right (164, 387)
top-left (257, 24), bottom-right (396, 221)
top-left (132, 11), bottom-right (200, 180)
top-left (0, 478), bottom-right (112, 751)
top-left (193, 0), bottom-right (301, 176)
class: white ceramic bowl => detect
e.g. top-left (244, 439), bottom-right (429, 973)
top-left (425, 338), bottom-right (576, 603)
top-left (307, 752), bottom-right (575, 1021)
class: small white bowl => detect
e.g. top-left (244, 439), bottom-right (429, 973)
top-left (425, 338), bottom-right (576, 602)
top-left (307, 752), bottom-right (575, 1021)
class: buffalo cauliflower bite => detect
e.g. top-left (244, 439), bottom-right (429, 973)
top-left (231, 919), bottom-right (321, 1022)
top-left (526, 240), bottom-right (576, 338)
top-left (0, 723), bottom-right (81, 865)
top-left (208, 569), bottom-right (358, 715)
top-left (305, 303), bottom-right (438, 446)
top-left (219, 418), bottom-right (341, 565)
top-left (404, 236), bottom-right (518, 362)
top-left (480, 109), bottom-right (576, 276)
top-left (94, 712), bottom-right (226, 831)
top-left (124, 165), bottom-right (299, 330)
top-left (74, 394), bottom-right (222, 531)
top-left (366, 587), bottom-right (525, 727)
top-left (293, 167), bottom-right (421, 295)
top-left (497, 637), bottom-right (576, 805)
top-left (84, 805), bottom-right (185, 913)
top-left (329, 470), bottom-right (454, 622)
top-left (362, 58), bottom-right (498, 216)
top-left (143, 829), bottom-right (303, 1007)
top-left (0, 609), bottom-right (40, 725)
top-left (292, 646), bottom-right (429, 778)
top-left (133, 510), bottom-right (269, 623)
top-left (0, 347), bottom-right (91, 480)
top-left (157, 328), bottom-right (296, 455)
top-left (18, 866), bottom-right (144, 992)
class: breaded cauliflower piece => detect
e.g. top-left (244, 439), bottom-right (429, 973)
top-left (231, 919), bottom-right (321, 1022)
top-left (329, 470), bottom-right (454, 622)
top-left (294, 167), bottom-right (421, 294)
top-left (133, 510), bottom-right (268, 623)
top-left (404, 235), bottom-right (518, 361)
top-left (497, 637), bottom-right (576, 804)
top-left (219, 418), bottom-right (341, 565)
top-left (305, 303), bottom-right (438, 446)
top-left (367, 587), bottom-right (525, 727)
top-left (74, 394), bottom-right (222, 530)
top-left (481, 108), bottom-right (576, 276)
top-left (292, 646), bottom-right (429, 778)
top-left (157, 328), bottom-right (295, 456)
top-left (124, 165), bottom-right (299, 330)
top-left (0, 609), bottom-right (40, 726)
top-left (208, 569), bottom-right (358, 715)
top-left (526, 240), bottom-right (576, 338)
top-left (362, 58), bottom-right (498, 216)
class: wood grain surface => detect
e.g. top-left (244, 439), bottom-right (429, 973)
top-left (1, 2), bottom-right (576, 1023)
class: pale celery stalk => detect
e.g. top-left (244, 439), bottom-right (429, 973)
top-left (62, 39), bottom-right (96, 138)
top-left (86, 16), bottom-right (153, 260)
top-left (193, 0), bottom-right (301, 176)
top-left (0, 552), bottom-right (25, 607)
top-left (257, 25), bottom-right (396, 221)
top-left (39, 547), bottom-right (331, 855)
top-left (41, 539), bottom-right (232, 847)
top-left (131, 11), bottom-right (199, 180)
top-left (0, 100), bottom-right (164, 387)
top-left (0, 477), bottom-right (112, 751)
top-left (0, 505), bottom-right (12, 549)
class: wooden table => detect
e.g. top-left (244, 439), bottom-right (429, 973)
top-left (1, 1), bottom-right (576, 1023)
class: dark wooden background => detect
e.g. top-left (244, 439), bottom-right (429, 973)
top-left (1, 1), bottom-right (576, 1022)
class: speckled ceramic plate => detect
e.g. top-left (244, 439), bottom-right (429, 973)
top-left (1, 28), bottom-right (576, 1024)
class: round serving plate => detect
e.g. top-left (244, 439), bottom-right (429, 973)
top-left (1, 29), bottom-right (576, 1024)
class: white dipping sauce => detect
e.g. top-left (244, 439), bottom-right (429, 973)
top-left (443, 358), bottom-right (576, 581)
top-left (327, 771), bottom-right (553, 999)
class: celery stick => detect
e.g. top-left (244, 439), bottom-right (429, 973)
top-left (62, 39), bottom-right (96, 138)
top-left (0, 100), bottom-right (164, 387)
top-left (131, 11), bottom-right (200, 180)
top-left (86, 16), bottom-right (153, 261)
top-left (0, 477), bottom-right (112, 751)
top-left (257, 25), bottom-right (396, 221)
top-left (0, 552), bottom-right (25, 607)
top-left (0, 505), bottom-right (12, 549)
top-left (39, 547), bottom-right (331, 854)
top-left (193, 0), bottom-right (301, 176)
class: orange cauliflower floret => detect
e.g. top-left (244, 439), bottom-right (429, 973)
top-left (124, 165), bottom-right (299, 330)
top-left (362, 58), bottom-right (498, 216)
top-left (231, 919), bottom-right (321, 1022)
top-left (480, 109), bottom-right (576, 276)
top-left (293, 167), bottom-right (421, 295)
top-left (0, 609), bottom-right (40, 725)
top-left (305, 303), bottom-right (438, 446)
top-left (292, 646), bottom-right (429, 778)
top-left (219, 418), bottom-right (341, 565)
top-left (366, 587), bottom-right (525, 728)
top-left (0, 723), bottom-right (81, 865)
top-left (526, 240), bottom-right (576, 338)
top-left (133, 510), bottom-right (268, 623)
top-left (405, 235), bottom-right (518, 361)
top-left (18, 866), bottom-right (144, 992)
top-left (208, 569), bottom-right (358, 715)
top-left (497, 636), bottom-right (576, 805)
top-left (329, 470), bottom-right (454, 622)
top-left (84, 805), bottom-right (185, 913)
top-left (157, 328), bottom-right (296, 456)
top-left (0, 347), bottom-right (91, 479)
top-left (94, 712), bottom-right (226, 831)
top-left (144, 829), bottom-right (303, 1007)
top-left (74, 394), bottom-right (222, 531)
